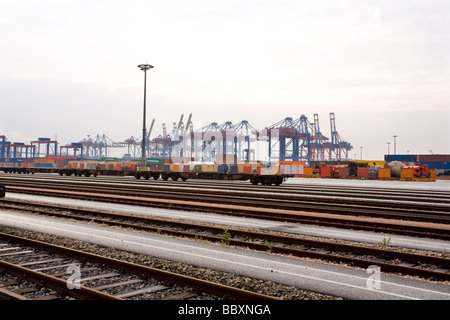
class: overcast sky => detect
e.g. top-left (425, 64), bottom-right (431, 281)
top-left (1, 0), bottom-right (449, 160)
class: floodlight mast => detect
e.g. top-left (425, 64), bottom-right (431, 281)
top-left (138, 64), bottom-right (154, 163)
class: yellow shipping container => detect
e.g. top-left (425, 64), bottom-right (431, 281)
top-left (430, 169), bottom-right (436, 179)
top-left (204, 164), bottom-right (217, 172)
top-left (401, 168), bottom-right (414, 179)
top-left (353, 160), bottom-right (386, 166)
top-left (303, 167), bottom-right (314, 176)
top-left (378, 168), bottom-right (391, 179)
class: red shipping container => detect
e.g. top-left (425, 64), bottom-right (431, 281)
top-left (338, 167), bottom-right (349, 177)
top-left (321, 166), bottom-right (331, 177)
top-left (243, 166), bottom-right (252, 174)
top-left (357, 167), bottom-right (369, 177)
top-left (417, 154), bottom-right (448, 162)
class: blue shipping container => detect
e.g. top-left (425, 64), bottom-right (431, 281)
top-left (385, 154), bottom-right (417, 162)
top-left (417, 162), bottom-right (449, 170)
top-left (218, 164), bottom-right (230, 173)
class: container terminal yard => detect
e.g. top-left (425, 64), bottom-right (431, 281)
top-left (0, 119), bottom-right (449, 310)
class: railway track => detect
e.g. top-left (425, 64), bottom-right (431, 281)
top-left (2, 198), bottom-right (449, 282)
top-left (4, 173), bottom-right (450, 204)
top-left (0, 232), bottom-right (278, 300)
top-left (2, 175), bottom-right (449, 222)
top-left (2, 185), bottom-right (450, 241)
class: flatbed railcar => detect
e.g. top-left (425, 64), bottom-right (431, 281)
top-left (0, 166), bottom-right (291, 186)
top-left (136, 170), bottom-right (288, 186)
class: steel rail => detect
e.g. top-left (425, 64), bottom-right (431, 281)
top-left (0, 259), bottom-right (122, 300)
top-left (3, 199), bottom-right (449, 281)
top-left (3, 185), bottom-right (450, 241)
top-left (4, 173), bottom-right (450, 202)
top-left (1, 178), bottom-right (449, 226)
top-left (3, 175), bottom-right (450, 208)
top-left (0, 232), bottom-right (280, 300)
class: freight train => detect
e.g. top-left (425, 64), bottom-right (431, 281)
top-left (0, 157), bottom-right (296, 186)
top-left (2, 155), bottom-right (442, 184)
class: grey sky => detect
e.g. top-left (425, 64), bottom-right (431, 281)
top-left (1, 0), bottom-right (449, 160)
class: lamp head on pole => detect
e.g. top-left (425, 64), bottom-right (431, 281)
top-left (138, 64), bottom-right (154, 71)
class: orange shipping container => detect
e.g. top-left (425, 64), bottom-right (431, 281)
top-left (378, 168), bottom-right (391, 179)
top-left (430, 169), bottom-right (436, 179)
top-left (401, 168), bottom-right (414, 179)
top-left (303, 167), bottom-right (314, 176)
top-left (277, 161), bottom-right (306, 166)
top-left (34, 158), bottom-right (55, 164)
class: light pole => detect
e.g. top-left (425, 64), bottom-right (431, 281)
top-left (393, 135), bottom-right (397, 155)
top-left (387, 142), bottom-right (390, 155)
top-left (138, 64), bottom-right (154, 163)
top-left (360, 146), bottom-right (363, 160)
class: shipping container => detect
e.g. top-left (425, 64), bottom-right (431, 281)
top-left (218, 164), bottom-right (229, 173)
top-left (321, 166), bottom-right (331, 177)
top-left (148, 164), bottom-right (163, 171)
top-left (180, 164), bottom-right (190, 172)
top-left (101, 157), bottom-right (118, 162)
top-left (378, 168), bottom-right (391, 179)
top-left (353, 160), bottom-right (386, 167)
top-left (416, 154), bottom-right (450, 163)
top-left (311, 161), bottom-right (337, 166)
top-left (401, 168), bottom-right (414, 179)
top-left (243, 165), bottom-right (252, 174)
top-left (277, 161), bottom-right (306, 166)
top-left (34, 163), bottom-right (55, 168)
top-left (34, 158), bottom-right (55, 164)
top-left (271, 166), bottom-right (280, 175)
top-left (280, 165), bottom-right (291, 175)
top-left (384, 155), bottom-right (417, 163)
top-left (303, 167), bottom-right (314, 176)
top-left (338, 167), bottom-right (349, 178)
top-left (201, 164), bottom-right (218, 172)
top-left (357, 167), bottom-right (369, 178)
top-left (146, 158), bottom-right (164, 165)
top-left (417, 162), bottom-right (450, 170)
top-left (46, 155), bottom-right (78, 160)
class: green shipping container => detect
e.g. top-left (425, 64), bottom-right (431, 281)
top-left (146, 158), bottom-right (164, 165)
top-left (101, 157), bottom-right (118, 162)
